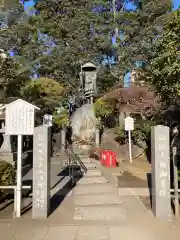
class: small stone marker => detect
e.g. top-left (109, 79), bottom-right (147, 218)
top-left (95, 129), bottom-right (100, 148)
top-left (151, 125), bottom-right (171, 220)
top-left (43, 114), bottom-right (52, 127)
top-left (32, 126), bottom-right (51, 219)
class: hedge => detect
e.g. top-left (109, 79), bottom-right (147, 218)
top-left (0, 161), bottom-right (15, 200)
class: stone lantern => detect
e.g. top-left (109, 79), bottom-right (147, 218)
top-left (0, 107), bottom-right (16, 165)
top-left (81, 62), bottom-right (97, 103)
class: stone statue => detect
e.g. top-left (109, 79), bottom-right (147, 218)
top-left (70, 104), bottom-right (96, 152)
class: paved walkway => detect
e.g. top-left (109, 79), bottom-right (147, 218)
top-left (0, 155), bottom-right (180, 239)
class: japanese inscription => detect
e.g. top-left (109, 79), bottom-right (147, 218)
top-left (5, 100), bottom-right (35, 135)
top-left (151, 125), bottom-right (171, 220)
top-left (32, 126), bottom-right (51, 219)
top-left (157, 136), bottom-right (169, 198)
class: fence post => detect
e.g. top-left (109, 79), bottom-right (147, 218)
top-left (172, 146), bottom-right (179, 218)
top-left (61, 128), bottom-right (66, 151)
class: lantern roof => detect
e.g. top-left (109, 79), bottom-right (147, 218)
top-left (82, 62), bottom-right (97, 71)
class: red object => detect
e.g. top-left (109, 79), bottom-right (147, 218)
top-left (100, 150), bottom-right (117, 167)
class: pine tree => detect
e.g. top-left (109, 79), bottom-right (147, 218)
top-left (1, 0), bottom-right (173, 96)
top-left (15, 0), bottom-right (114, 86)
top-left (115, 0), bottom-right (173, 77)
top-left (150, 9), bottom-right (180, 105)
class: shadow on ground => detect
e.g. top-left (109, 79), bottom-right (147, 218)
top-left (50, 173), bottom-right (82, 215)
top-left (117, 171), bottom-right (148, 188)
top-left (117, 171), bottom-right (152, 210)
top-left (0, 165), bottom-right (83, 218)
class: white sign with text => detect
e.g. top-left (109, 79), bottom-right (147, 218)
top-left (125, 116), bottom-right (134, 131)
top-left (0, 99), bottom-right (40, 218)
top-left (124, 116), bottom-right (134, 163)
top-left (2, 99), bottom-right (39, 135)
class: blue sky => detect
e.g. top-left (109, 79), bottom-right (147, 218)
top-left (23, 0), bottom-right (180, 11)
top-left (174, 0), bottom-right (180, 9)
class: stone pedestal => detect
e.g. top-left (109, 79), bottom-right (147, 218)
top-left (72, 143), bottom-right (92, 155)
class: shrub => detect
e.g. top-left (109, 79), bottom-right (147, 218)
top-left (0, 161), bottom-right (15, 200)
top-left (115, 119), bottom-right (155, 148)
top-left (53, 109), bottom-right (70, 128)
top-left (94, 98), bottom-right (113, 118)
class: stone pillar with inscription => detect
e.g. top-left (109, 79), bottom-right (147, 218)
top-left (32, 126), bottom-right (51, 219)
top-left (151, 125), bottom-right (171, 220)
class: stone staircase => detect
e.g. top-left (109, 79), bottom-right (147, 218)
top-left (73, 156), bottom-right (127, 223)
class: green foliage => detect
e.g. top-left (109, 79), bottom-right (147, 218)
top-left (97, 67), bottom-right (117, 94)
top-left (0, 0), bottom-right (173, 99)
top-left (114, 128), bottom-right (126, 144)
top-left (115, 119), bottom-right (155, 148)
top-left (0, 161), bottom-right (15, 186)
top-left (94, 98), bottom-right (113, 118)
top-left (53, 109), bottom-right (69, 127)
top-left (8, 0), bottom-right (114, 88)
top-left (0, 160), bottom-right (15, 200)
top-left (132, 119), bottom-right (155, 144)
top-left (115, 0), bottom-right (172, 77)
top-left (150, 9), bottom-right (180, 105)
top-left (21, 77), bottom-right (64, 108)
top-left (0, 57), bottom-right (29, 99)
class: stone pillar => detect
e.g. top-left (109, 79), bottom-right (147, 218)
top-left (119, 112), bottom-right (125, 129)
top-left (32, 126), bottom-right (51, 219)
top-left (61, 128), bottom-right (66, 151)
top-left (95, 129), bottom-right (100, 148)
top-left (0, 125), bottom-right (17, 165)
top-left (151, 125), bottom-right (171, 220)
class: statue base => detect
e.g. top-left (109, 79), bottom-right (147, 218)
top-left (0, 152), bottom-right (17, 166)
top-left (72, 143), bottom-right (92, 156)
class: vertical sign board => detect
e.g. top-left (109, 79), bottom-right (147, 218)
top-left (32, 126), bottom-right (51, 219)
top-left (151, 125), bottom-right (171, 220)
top-left (5, 100), bottom-right (35, 135)
top-left (0, 99), bottom-right (40, 218)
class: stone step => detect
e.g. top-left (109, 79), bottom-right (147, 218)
top-left (74, 169), bottom-right (101, 177)
top-left (81, 158), bottom-right (91, 163)
top-left (74, 183), bottom-right (116, 195)
top-left (84, 169), bottom-right (102, 177)
top-left (74, 193), bottom-right (122, 206)
top-left (76, 176), bottom-right (108, 185)
top-left (84, 163), bottom-right (96, 169)
top-left (74, 205), bottom-right (127, 221)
